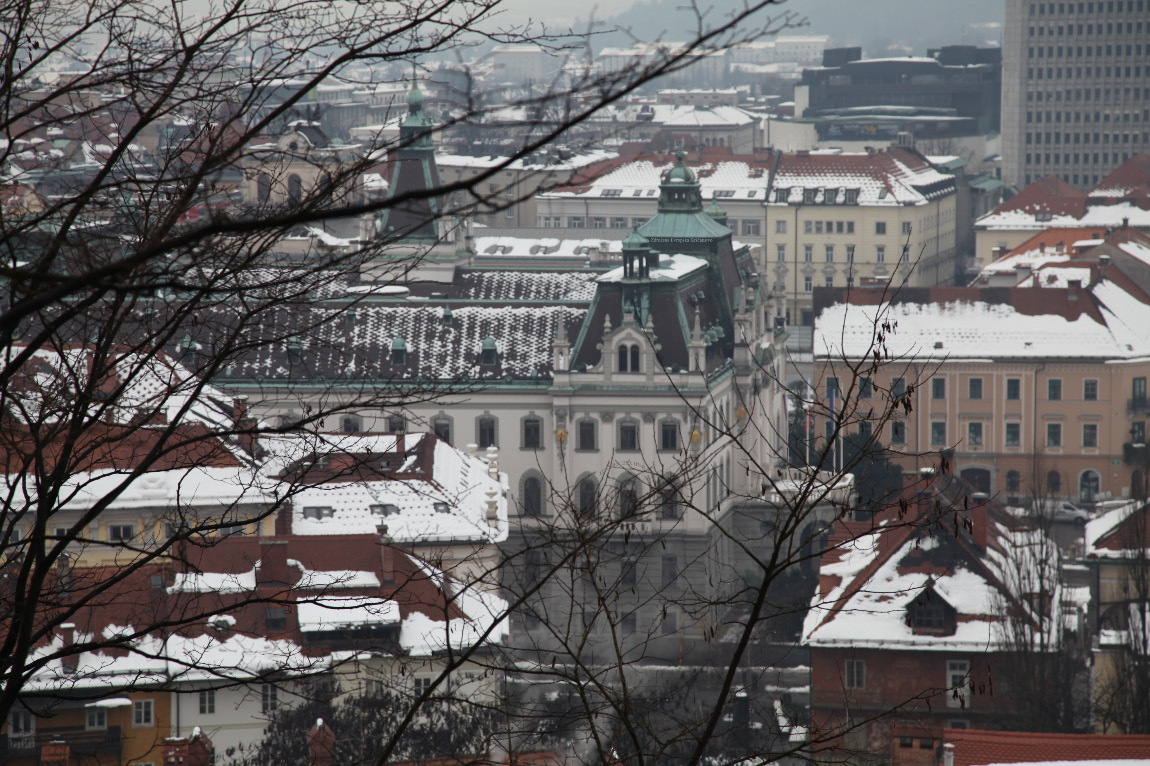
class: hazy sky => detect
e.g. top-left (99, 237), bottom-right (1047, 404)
top-left (495, 0), bottom-right (1004, 55)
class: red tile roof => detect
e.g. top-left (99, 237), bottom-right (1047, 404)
top-left (1091, 153), bottom-right (1150, 204)
top-left (992, 175), bottom-right (1088, 219)
top-left (944, 727), bottom-right (1150, 766)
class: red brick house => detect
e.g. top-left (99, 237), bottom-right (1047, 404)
top-left (802, 473), bottom-right (1071, 756)
top-left (888, 725), bottom-right (1150, 766)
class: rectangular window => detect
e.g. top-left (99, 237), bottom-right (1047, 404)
top-left (612, 217), bottom-right (628, 228)
top-left (776, 244), bottom-right (786, 262)
top-left (134, 700), bottom-right (154, 727)
top-left (1134, 377), bottom-right (1147, 407)
top-left (569, 216), bottom-right (584, 228)
top-left (592, 217), bottom-right (605, 228)
top-left (743, 220), bottom-right (761, 236)
top-left (523, 417), bottom-right (542, 449)
top-left (891, 421), bottom-right (906, 445)
top-left (804, 220), bottom-right (813, 234)
top-left (577, 420), bottom-right (597, 451)
top-left (1047, 422), bottom-right (1062, 447)
top-left (199, 690), bottom-right (215, 715)
top-left (845, 659), bottom-right (866, 689)
top-left (967, 422), bottom-right (983, 447)
top-left (846, 244), bottom-right (855, 263)
top-left (859, 377), bottom-right (873, 399)
top-left (1084, 379), bottom-right (1098, 401)
top-left (931, 422), bottom-right (947, 446)
top-left (969, 378), bottom-right (983, 400)
top-left (619, 421), bottom-right (638, 452)
top-left (1083, 423), bottom-right (1098, 448)
top-left (433, 418), bottom-right (452, 443)
top-left (1006, 422), bottom-right (1022, 447)
top-left (876, 245), bottom-right (886, 263)
top-left (804, 244), bottom-right (813, 262)
top-left (803, 275), bottom-right (812, 292)
top-left (87, 708), bottom-right (107, 730)
top-left (261, 684), bottom-right (278, 714)
top-left (825, 244), bottom-right (834, 262)
top-left (947, 660), bottom-right (971, 708)
top-left (932, 378), bottom-right (946, 399)
top-left (660, 421), bottom-right (679, 451)
top-left (661, 555), bottom-right (678, 588)
top-left (265, 606), bottom-right (286, 630)
top-left (776, 220), bottom-right (787, 234)
top-left (1007, 378), bottom-right (1021, 400)
top-left (892, 377), bottom-right (906, 398)
top-left (1048, 379), bottom-right (1062, 400)
top-left (108, 524), bottom-right (135, 542)
top-left (901, 221), bottom-right (912, 235)
top-left (478, 417), bottom-right (497, 448)
top-left (875, 221), bottom-right (886, 235)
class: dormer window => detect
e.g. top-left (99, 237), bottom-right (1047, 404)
top-left (391, 336), bottom-right (407, 365)
top-left (907, 591), bottom-right (956, 636)
top-left (803, 189), bottom-right (817, 204)
top-left (823, 188), bottom-right (837, 204)
top-left (844, 188), bottom-right (859, 204)
top-left (774, 188), bottom-right (789, 203)
top-left (303, 507), bottom-right (334, 520)
top-left (370, 504), bottom-right (400, 517)
top-left (481, 336), bottom-right (498, 366)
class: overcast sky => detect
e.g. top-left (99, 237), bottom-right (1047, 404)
top-left (495, 0), bottom-right (1004, 55)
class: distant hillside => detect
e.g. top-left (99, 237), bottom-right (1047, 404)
top-left (590, 0), bottom-right (1004, 57)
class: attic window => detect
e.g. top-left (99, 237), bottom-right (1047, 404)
top-left (1035, 211), bottom-right (1053, 222)
top-left (433, 502), bottom-right (451, 513)
top-left (632, 190), bottom-right (644, 197)
top-left (773, 188), bottom-right (789, 203)
top-left (370, 504), bottom-right (400, 517)
top-left (603, 189), bottom-right (622, 197)
top-left (746, 190), bottom-right (757, 198)
top-left (303, 507), bottom-right (334, 520)
top-left (715, 190), bottom-right (736, 198)
top-left (823, 188), bottom-right (838, 204)
top-left (907, 592), bottom-right (956, 636)
top-left (844, 188), bottom-right (859, 204)
top-left (481, 336), bottom-right (498, 366)
top-left (391, 336), bottom-right (407, 365)
top-left (803, 189), bottom-right (817, 204)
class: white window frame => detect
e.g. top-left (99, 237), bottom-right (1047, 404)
top-left (199, 689), bottom-right (215, 715)
top-left (845, 658), bottom-right (866, 689)
top-left (133, 699), bottom-right (154, 727)
top-left (86, 707), bottom-right (107, 730)
top-left (947, 660), bottom-right (970, 708)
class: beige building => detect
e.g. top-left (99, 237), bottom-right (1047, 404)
top-left (764, 145), bottom-right (959, 325)
top-left (812, 271), bottom-right (1150, 505)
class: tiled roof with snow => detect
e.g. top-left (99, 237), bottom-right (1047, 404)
top-left (456, 263), bottom-right (599, 300)
top-left (1089, 152), bottom-right (1150, 199)
top-left (284, 434), bottom-right (509, 544)
top-left (768, 147), bottom-right (954, 207)
top-left (597, 253), bottom-right (708, 283)
top-left (215, 300), bottom-right (586, 382)
top-left (545, 154), bottom-right (770, 201)
top-left (814, 284), bottom-right (1150, 361)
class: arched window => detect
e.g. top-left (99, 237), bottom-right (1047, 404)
top-left (618, 476), bottom-right (641, 519)
top-left (287, 174), bottom-right (302, 204)
top-left (1046, 470), bottom-right (1062, 495)
top-left (1005, 470), bottom-right (1022, 493)
top-left (341, 416), bottom-right (361, 434)
top-left (659, 477), bottom-right (682, 520)
top-left (630, 344), bottom-right (640, 373)
top-left (523, 477), bottom-right (543, 518)
top-left (257, 173), bottom-right (271, 203)
top-left (481, 336), bottom-right (498, 366)
top-left (318, 172), bottom-right (333, 205)
top-left (578, 479), bottom-right (596, 519)
top-left (617, 345), bottom-right (629, 372)
top-left (1079, 470), bottom-right (1101, 504)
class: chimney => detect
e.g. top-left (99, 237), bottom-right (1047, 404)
top-left (1068, 279), bottom-right (1081, 300)
top-left (942, 743), bottom-right (955, 766)
top-left (232, 396), bottom-right (256, 457)
top-left (306, 719), bottom-right (336, 766)
top-left (258, 540), bottom-right (291, 586)
top-left (60, 623), bottom-right (77, 675)
top-left (395, 432), bottom-right (405, 457)
top-left (971, 498), bottom-right (988, 551)
top-left (1099, 253), bottom-right (1111, 272)
top-left (380, 540), bottom-right (395, 584)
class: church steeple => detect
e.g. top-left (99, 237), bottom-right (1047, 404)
top-left (376, 68), bottom-right (441, 241)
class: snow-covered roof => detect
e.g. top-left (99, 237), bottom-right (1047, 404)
top-left (815, 282), bottom-right (1150, 361)
top-left (768, 147), bottom-right (954, 207)
top-left (434, 149), bottom-right (614, 172)
top-left (545, 155), bottom-right (770, 202)
top-left (597, 253), bottom-right (708, 283)
top-left (284, 434), bottom-right (509, 544)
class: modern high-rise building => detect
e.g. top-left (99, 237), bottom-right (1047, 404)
top-left (1002, 0), bottom-right (1150, 191)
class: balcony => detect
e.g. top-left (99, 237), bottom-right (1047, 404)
top-left (1, 726), bottom-right (122, 760)
top-left (1129, 396), bottom-right (1150, 415)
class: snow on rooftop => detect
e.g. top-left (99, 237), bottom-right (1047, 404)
top-left (296, 596), bottom-right (400, 632)
top-left (597, 253), bottom-right (708, 283)
top-left (804, 533), bottom-right (1006, 651)
top-left (815, 295), bottom-right (1145, 361)
top-left (400, 554), bottom-right (509, 656)
top-left (285, 434), bottom-right (508, 544)
top-left (978, 201), bottom-right (1150, 231)
top-left (547, 158), bottom-right (768, 200)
